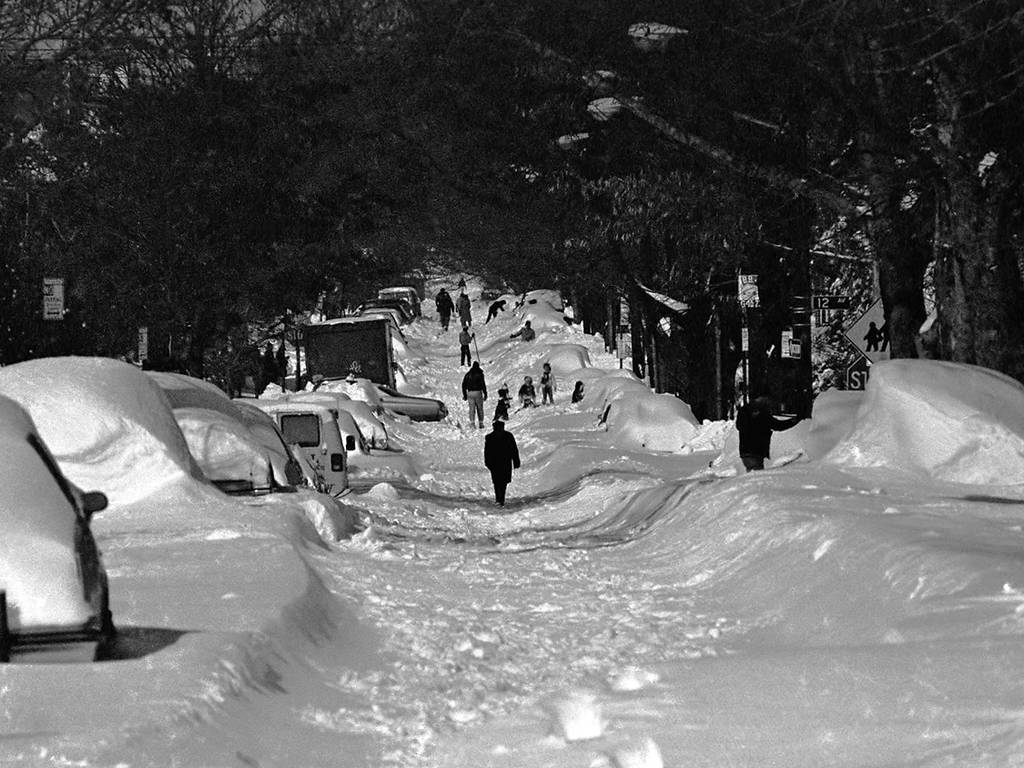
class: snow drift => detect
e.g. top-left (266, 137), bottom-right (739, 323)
top-left (822, 359), bottom-right (1024, 484)
top-left (0, 357), bottom-right (202, 505)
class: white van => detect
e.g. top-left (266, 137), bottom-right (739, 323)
top-left (251, 401), bottom-right (351, 496)
top-left (287, 392), bottom-right (381, 453)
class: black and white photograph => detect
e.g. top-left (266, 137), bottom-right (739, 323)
top-left (3, 1), bottom-right (1024, 766)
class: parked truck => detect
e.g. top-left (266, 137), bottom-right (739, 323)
top-left (304, 317), bottom-right (396, 388)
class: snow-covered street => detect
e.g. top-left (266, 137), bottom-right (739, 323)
top-left (4, 281), bottom-right (1024, 767)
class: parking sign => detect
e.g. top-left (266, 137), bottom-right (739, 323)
top-left (42, 277), bottom-right (64, 320)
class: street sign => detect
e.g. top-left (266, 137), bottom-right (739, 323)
top-left (738, 274), bottom-right (759, 308)
top-left (812, 295), bottom-right (851, 310)
top-left (844, 298), bottom-right (890, 363)
top-left (42, 277), bottom-right (64, 320)
top-left (847, 355), bottom-right (871, 390)
top-left (616, 331), bottom-right (631, 360)
top-left (780, 329), bottom-right (802, 358)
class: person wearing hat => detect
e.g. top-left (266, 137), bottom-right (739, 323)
top-left (484, 419), bottom-right (520, 506)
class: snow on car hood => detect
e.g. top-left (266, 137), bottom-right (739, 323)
top-left (0, 356), bottom-right (203, 505)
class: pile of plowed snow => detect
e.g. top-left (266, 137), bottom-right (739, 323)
top-left (712, 358), bottom-right (1024, 486)
top-left (820, 359), bottom-right (1024, 485)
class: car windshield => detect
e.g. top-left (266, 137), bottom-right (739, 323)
top-left (27, 433), bottom-right (79, 511)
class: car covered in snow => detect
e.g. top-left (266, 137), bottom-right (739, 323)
top-left (356, 298), bottom-right (416, 324)
top-left (376, 286), bottom-right (421, 317)
top-left (375, 384), bottom-right (448, 422)
top-left (149, 372), bottom-right (307, 495)
top-left (250, 400), bottom-right (351, 496)
top-left (0, 395), bottom-right (114, 662)
top-left (284, 392), bottom-right (382, 453)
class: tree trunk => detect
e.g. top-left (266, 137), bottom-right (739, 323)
top-left (930, 79), bottom-right (1024, 382)
top-left (932, 157), bottom-right (1024, 381)
top-left (858, 129), bottom-right (930, 359)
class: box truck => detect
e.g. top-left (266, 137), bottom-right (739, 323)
top-left (304, 317), bottom-right (396, 388)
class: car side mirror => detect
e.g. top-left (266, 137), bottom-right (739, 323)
top-left (345, 435), bottom-right (356, 451)
top-left (81, 491), bottom-right (108, 516)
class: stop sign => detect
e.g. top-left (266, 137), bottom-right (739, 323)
top-left (847, 355), bottom-right (871, 390)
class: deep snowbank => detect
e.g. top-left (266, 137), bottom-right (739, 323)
top-left (821, 359), bottom-right (1024, 484)
top-left (0, 356), bottom-right (203, 504)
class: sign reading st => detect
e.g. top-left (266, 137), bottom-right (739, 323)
top-left (844, 298), bottom-right (890, 363)
top-left (847, 355), bottom-right (871, 390)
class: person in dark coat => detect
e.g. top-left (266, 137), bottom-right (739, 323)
top-left (485, 299), bottom-right (507, 323)
top-left (274, 344), bottom-right (288, 388)
top-left (510, 320), bottom-right (535, 341)
top-left (493, 385), bottom-right (511, 421)
top-left (258, 342), bottom-right (279, 396)
top-left (456, 291), bottom-right (472, 327)
top-left (736, 395), bottom-right (802, 471)
top-left (484, 419), bottom-right (520, 506)
top-left (461, 360), bottom-right (488, 428)
top-left (435, 288), bottom-right (455, 331)
top-left (571, 380), bottom-right (585, 403)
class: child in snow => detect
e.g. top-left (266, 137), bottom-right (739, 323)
top-left (540, 362), bottom-right (555, 405)
top-left (571, 380), bottom-right (585, 403)
top-left (493, 385), bottom-right (511, 421)
top-left (518, 376), bottom-right (536, 408)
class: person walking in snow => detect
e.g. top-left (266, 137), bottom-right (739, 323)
top-left (735, 394), bottom-right (802, 472)
top-left (435, 288), bottom-right (455, 331)
top-left (461, 360), bottom-right (488, 429)
top-left (456, 291), bottom-right (472, 327)
top-left (510, 320), bottom-right (535, 342)
top-left (484, 419), bottom-right (520, 506)
top-left (540, 362), bottom-right (555, 405)
top-left (485, 299), bottom-right (506, 323)
top-left (458, 323), bottom-right (475, 367)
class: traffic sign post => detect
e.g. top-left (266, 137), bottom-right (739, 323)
top-left (811, 295), bottom-right (851, 310)
top-left (844, 298), bottom-right (890, 363)
top-left (42, 277), bottom-right (64, 320)
top-left (847, 355), bottom-right (871, 390)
